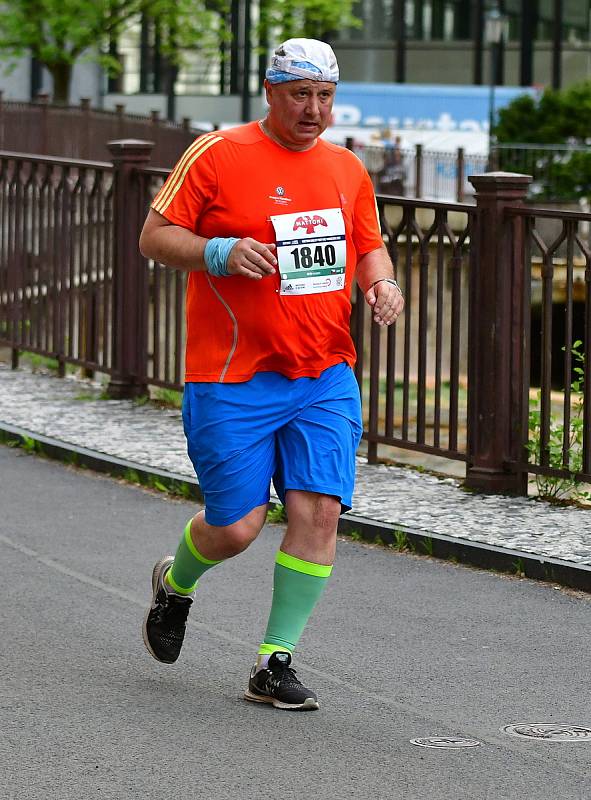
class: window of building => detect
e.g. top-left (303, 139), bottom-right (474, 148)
top-left (336, 0), bottom-right (591, 44)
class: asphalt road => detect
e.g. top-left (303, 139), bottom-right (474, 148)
top-left (1, 443), bottom-right (591, 800)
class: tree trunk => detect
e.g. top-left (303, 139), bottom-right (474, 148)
top-left (48, 62), bottom-right (73, 105)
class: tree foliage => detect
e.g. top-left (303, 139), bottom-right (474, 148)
top-left (0, 0), bottom-right (228, 103)
top-left (0, 1), bottom-right (144, 101)
top-left (0, 0), bottom-right (360, 105)
top-left (495, 81), bottom-right (591, 145)
top-left (260, 0), bottom-right (359, 41)
top-left (494, 81), bottom-right (591, 201)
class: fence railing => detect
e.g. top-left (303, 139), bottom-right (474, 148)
top-left (0, 151), bottom-right (115, 376)
top-left (350, 141), bottom-right (489, 203)
top-left (352, 198), bottom-right (473, 464)
top-left (491, 142), bottom-right (591, 204)
top-left (508, 205), bottom-right (591, 483)
top-left (0, 94), bottom-right (201, 167)
top-left (1, 141), bottom-right (590, 494)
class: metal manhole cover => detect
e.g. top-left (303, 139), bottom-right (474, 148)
top-left (410, 737), bottom-right (482, 749)
top-left (502, 724), bottom-right (591, 742)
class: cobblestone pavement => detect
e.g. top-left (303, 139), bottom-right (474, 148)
top-left (1, 363), bottom-right (590, 565)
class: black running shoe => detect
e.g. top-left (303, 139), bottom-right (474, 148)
top-left (244, 651), bottom-right (319, 710)
top-left (142, 556), bottom-right (194, 664)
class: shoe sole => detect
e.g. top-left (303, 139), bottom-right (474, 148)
top-left (142, 556), bottom-right (175, 663)
top-left (243, 689), bottom-right (319, 711)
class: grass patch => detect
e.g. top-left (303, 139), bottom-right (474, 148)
top-left (513, 558), bottom-right (526, 578)
top-left (421, 537), bottom-right (434, 556)
top-left (391, 529), bottom-right (410, 552)
top-left (120, 467), bottom-right (195, 500)
top-left (124, 468), bottom-right (141, 484)
top-left (149, 476), bottom-right (169, 492)
top-left (152, 388), bottom-right (183, 409)
top-left (19, 353), bottom-right (60, 373)
top-left (266, 504), bottom-right (287, 523)
top-left (74, 392), bottom-right (98, 402)
top-left (347, 529), bottom-right (363, 541)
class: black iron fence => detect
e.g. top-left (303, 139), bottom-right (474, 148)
top-left (0, 94), bottom-right (201, 167)
top-left (508, 205), bottom-right (591, 483)
top-left (352, 198), bottom-right (473, 464)
top-left (1, 141), bottom-right (590, 495)
top-left (350, 141), bottom-right (489, 202)
top-left (0, 152), bottom-right (114, 375)
top-left (491, 143), bottom-right (591, 204)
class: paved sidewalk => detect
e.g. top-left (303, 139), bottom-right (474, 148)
top-left (1, 363), bottom-right (590, 588)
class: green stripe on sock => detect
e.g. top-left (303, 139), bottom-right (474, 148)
top-left (183, 521), bottom-right (220, 565)
top-left (259, 551), bottom-right (333, 654)
top-left (258, 643), bottom-right (291, 656)
top-left (165, 569), bottom-right (197, 595)
top-left (275, 550), bottom-right (333, 577)
top-left (167, 519), bottom-right (222, 592)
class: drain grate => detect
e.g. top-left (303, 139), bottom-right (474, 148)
top-left (410, 737), bottom-right (482, 749)
top-left (502, 724), bottom-right (591, 742)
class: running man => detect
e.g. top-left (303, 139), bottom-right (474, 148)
top-left (139, 38), bottom-right (404, 710)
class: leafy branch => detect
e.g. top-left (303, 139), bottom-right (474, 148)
top-left (526, 340), bottom-right (591, 503)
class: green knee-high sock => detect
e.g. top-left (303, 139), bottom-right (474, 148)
top-left (258, 550), bottom-right (333, 655)
top-left (166, 520), bottom-right (222, 595)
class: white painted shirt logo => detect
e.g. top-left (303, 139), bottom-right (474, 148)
top-left (269, 185), bottom-right (291, 205)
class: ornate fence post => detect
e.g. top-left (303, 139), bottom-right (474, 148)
top-left (106, 139), bottom-right (154, 399)
top-left (465, 171), bottom-right (532, 495)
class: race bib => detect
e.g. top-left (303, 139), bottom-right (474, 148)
top-left (271, 207), bottom-right (346, 296)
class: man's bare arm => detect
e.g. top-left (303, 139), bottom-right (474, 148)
top-left (139, 209), bottom-right (277, 280)
top-left (139, 209), bottom-right (208, 271)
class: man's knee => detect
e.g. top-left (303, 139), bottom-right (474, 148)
top-left (311, 494), bottom-right (341, 531)
top-left (216, 507), bottom-right (266, 555)
top-left (287, 491), bottom-right (341, 533)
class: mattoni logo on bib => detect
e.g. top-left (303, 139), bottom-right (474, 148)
top-left (271, 207), bottom-right (346, 296)
top-left (293, 215), bottom-right (328, 235)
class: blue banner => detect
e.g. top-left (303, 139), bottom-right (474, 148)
top-left (332, 83), bottom-right (539, 133)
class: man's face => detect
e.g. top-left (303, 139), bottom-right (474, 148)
top-left (264, 80), bottom-right (336, 150)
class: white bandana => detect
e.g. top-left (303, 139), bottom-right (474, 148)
top-left (267, 38), bottom-right (339, 84)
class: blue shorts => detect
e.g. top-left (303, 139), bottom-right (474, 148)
top-left (182, 363), bottom-right (362, 527)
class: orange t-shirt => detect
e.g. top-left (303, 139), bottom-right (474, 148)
top-left (151, 122), bottom-right (383, 382)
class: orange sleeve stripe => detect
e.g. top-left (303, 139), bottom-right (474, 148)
top-left (151, 134), bottom-right (216, 211)
top-left (152, 134), bottom-right (223, 215)
top-left (151, 133), bottom-right (218, 211)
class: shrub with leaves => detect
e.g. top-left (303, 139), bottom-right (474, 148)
top-left (527, 341), bottom-right (591, 503)
top-left (495, 80), bottom-right (591, 201)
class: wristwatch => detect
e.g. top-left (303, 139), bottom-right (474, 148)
top-left (372, 278), bottom-right (403, 296)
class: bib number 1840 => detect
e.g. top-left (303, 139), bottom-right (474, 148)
top-left (290, 244), bottom-right (337, 270)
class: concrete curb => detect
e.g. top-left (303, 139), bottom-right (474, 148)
top-left (2, 420), bottom-right (590, 594)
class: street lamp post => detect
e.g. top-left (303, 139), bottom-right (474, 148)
top-left (485, 7), bottom-right (508, 168)
top-left (241, 0), bottom-right (252, 122)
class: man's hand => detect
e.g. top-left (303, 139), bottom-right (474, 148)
top-left (227, 239), bottom-right (277, 280)
top-left (365, 279), bottom-right (404, 327)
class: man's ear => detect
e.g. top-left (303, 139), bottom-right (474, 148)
top-left (263, 79), bottom-right (272, 105)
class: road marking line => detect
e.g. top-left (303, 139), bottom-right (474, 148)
top-left (0, 529), bottom-right (406, 709)
top-left (2, 530), bottom-right (590, 777)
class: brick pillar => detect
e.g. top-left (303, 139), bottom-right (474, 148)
top-left (465, 171), bottom-right (532, 495)
top-left (106, 139), bottom-right (154, 399)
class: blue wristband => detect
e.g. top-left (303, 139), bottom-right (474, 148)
top-left (204, 237), bottom-right (240, 277)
